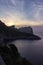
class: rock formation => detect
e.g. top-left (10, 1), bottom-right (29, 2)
top-left (0, 44), bottom-right (33, 65)
top-left (19, 26), bottom-right (33, 34)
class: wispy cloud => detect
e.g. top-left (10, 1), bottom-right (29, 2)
top-left (24, 1), bottom-right (43, 22)
top-left (10, 0), bottom-right (16, 5)
top-left (32, 2), bottom-right (43, 21)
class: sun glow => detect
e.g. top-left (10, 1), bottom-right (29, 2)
top-left (5, 21), bottom-right (43, 26)
top-left (5, 22), bottom-right (15, 26)
top-left (1, 17), bottom-right (43, 26)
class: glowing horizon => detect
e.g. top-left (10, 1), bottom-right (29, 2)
top-left (1, 18), bottom-right (43, 26)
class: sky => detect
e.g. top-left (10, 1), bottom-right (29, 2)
top-left (0, 0), bottom-right (43, 26)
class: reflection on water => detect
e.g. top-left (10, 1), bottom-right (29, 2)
top-left (12, 36), bottom-right (43, 65)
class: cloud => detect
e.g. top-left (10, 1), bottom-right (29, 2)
top-left (32, 2), bottom-right (43, 21)
top-left (24, 1), bottom-right (43, 22)
top-left (10, 0), bottom-right (16, 5)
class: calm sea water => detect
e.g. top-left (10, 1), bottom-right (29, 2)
top-left (0, 26), bottom-right (43, 65)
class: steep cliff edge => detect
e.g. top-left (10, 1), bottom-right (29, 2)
top-left (0, 44), bottom-right (33, 65)
top-left (19, 26), bottom-right (33, 34)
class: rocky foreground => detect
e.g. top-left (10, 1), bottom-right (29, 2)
top-left (0, 44), bottom-right (33, 65)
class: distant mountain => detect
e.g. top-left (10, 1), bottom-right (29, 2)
top-left (0, 20), bottom-right (41, 44)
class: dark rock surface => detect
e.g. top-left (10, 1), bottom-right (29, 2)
top-left (18, 26), bottom-right (33, 34)
top-left (0, 44), bottom-right (33, 65)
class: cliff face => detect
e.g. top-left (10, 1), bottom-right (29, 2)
top-left (0, 44), bottom-right (33, 65)
top-left (19, 27), bottom-right (33, 34)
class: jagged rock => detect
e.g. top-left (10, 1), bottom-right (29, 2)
top-left (0, 44), bottom-right (33, 65)
top-left (19, 26), bottom-right (33, 34)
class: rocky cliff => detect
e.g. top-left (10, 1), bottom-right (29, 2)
top-left (0, 44), bottom-right (33, 65)
top-left (19, 26), bottom-right (33, 34)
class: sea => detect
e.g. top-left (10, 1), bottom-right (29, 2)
top-left (0, 26), bottom-right (43, 65)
